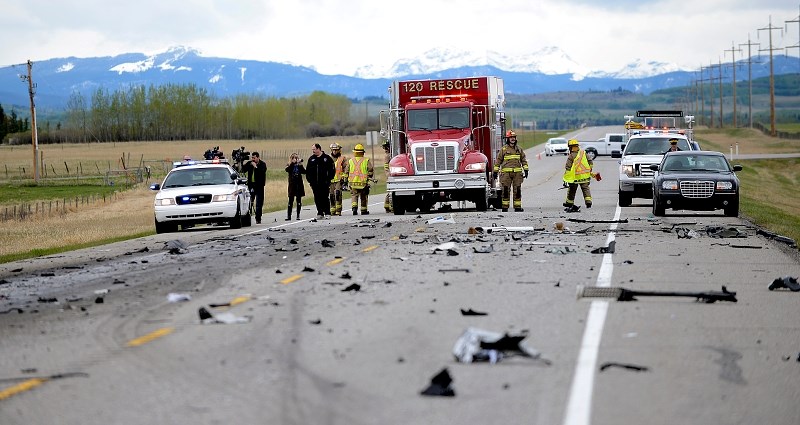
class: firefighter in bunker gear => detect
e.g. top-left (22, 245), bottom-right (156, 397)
top-left (382, 140), bottom-right (393, 212)
top-left (329, 143), bottom-right (348, 215)
top-left (345, 144), bottom-right (374, 215)
top-left (493, 130), bottom-right (528, 212)
top-left (563, 139), bottom-right (593, 212)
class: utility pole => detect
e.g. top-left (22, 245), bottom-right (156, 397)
top-left (19, 60), bottom-right (40, 182)
top-left (739, 35), bottom-right (760, 128)
top-left (724, 42), bottom-right (742, 127)
top-left (699, 65), bottom-right (706, 127)
top-left (786, 5), bottom-right (800, 83)
top-left (717, 57), bottom-right (724, 128)
top-left (758, 16), bottom-right (783, 137)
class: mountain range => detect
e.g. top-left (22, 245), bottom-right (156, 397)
top-left (1, 46), bottom-right (797, 110)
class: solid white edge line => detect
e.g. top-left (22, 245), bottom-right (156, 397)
top-left (562, 205), bottom-right (621, 425)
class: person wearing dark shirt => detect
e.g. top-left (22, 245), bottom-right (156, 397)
top-left (241, 151), bottom-right (267, 224)
top-left (305, 143), bottom-right (335, 219)
top-left (285, 153), bottom-right (305, 221)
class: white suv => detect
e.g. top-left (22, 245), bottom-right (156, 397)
top-left (150, 160), bottom-right (252, 233)
top-left (613, 133), bottom-right (694, 207)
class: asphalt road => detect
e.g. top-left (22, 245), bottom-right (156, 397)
top-left (1, 126), bottom-right (799, 425)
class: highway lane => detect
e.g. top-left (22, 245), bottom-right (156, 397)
top-left (1, 128), bottom-right (798, 425)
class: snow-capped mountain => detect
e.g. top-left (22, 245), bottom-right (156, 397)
top-left (0, 45), bottom-right (794, 109)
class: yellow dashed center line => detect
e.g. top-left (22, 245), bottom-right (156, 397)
top-left (281, 274), bottom-right (304, 285)
top-left (362, 245), bottom-right (378, 253)
top-left (228, 296), bottom-right (252, 306)
top-left (326, 257), bottom-right (345, 266)
top-left (126, 327), bottom-right (175, 347)
top-left (0, 378), bottom-right (46, 401)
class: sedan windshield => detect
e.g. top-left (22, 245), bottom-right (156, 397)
top-left (661, 155), bottom-right (731, 172)
top-left (625, 137), bottom-right (691, 155)
top-left (163, 168), bottom-right (233, 188)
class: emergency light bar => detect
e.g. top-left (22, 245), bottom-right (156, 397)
top-left (636, 110), bottom-right (684, 118)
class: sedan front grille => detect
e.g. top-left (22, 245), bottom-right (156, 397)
top-left (415, 145), bottom-right (457, 173)
top-left (680, 181), bottom-right (714, 198)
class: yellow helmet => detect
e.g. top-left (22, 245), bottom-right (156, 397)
top-left (568, 139), bottom-right (580, 147)
top-left (330, 143), bottom-right (341, 150)
top-left (353, 143), bottom-right (365, 152)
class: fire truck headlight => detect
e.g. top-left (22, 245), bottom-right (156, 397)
top-left (389, 166), bottom-right (407, 175)
top-left (464, 162), bottom-right (485, 171)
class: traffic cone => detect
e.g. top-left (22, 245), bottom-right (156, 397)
top-left (537, 152), bottom-right (542, 160)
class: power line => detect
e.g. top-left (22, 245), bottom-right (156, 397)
top-left (723, 42), bottom-right (743, 127)
top-left (739, 35), bottom-right (761, 129)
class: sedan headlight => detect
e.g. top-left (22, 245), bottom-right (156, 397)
top-left (661, 180), bottom-right (678, 190)
top-left (464, 162), bottom-right (486, 171)
top-left (716, 181), bottom-right (733, 190)
top-left (389, 166), bottom-right (408, 174)
top-left (155, 198), bottom-right (175, 206)
top-left (621, 164), bottom-right (635, 177)
top-left (212, 192), bottom-right (238, 202)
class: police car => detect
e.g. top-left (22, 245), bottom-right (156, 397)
top-left (150, 160), bottom-right (251, 233)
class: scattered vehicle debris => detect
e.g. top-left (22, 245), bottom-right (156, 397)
top-left (453, 327), bottom-right (549, 364)
top-left (768, 276), bottom-right (800, 292)
top-left (308, 318), bottom-right (322, 325)
top-left (321, 239), bottom-right (336, 248)
top-left (419, 368), bottom-right (455, 397)
top-left (460, 308), bottom-right (488, 316)
top-left (472, 226), bottom-right (540, 234)
top-left (342, 284), bottom-right (361, 292)
top-left (302, 266), bottom-right (315, 272)
top-left (427, 214), bottom-right (455, 224)
top-left (599, 362), bottom-right (650, 372)
top-left (37, 297), bottom-right (58, 303)
top-left (164, 239), bottom-right (188, 254)
top-left (590, 241), bottom-right (616, 254)
top-left (167, 293), bottom-right (191, 303)
top-left (472, 245), bottom-right (494, 254)
top-left (577, 285), bottom-right (737, 303)
top-left (567, 218), bottom-right (628, 224)
top-left (705, 226), bottom-right (746, 238)
top-left (756, 229), bottom-right (797, 247)
top-left (545, 246), bottom-right (577, 255)
top-left (198, 306), bottom-right (251, 324)
top-left (674, 228), bottom-right (699, 239)
top-left (439, 268), bottom-right (470, 273)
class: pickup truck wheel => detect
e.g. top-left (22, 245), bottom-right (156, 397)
top-left (619, 192), bottom-right (632, 207)
top-left (585, 150), bottom-right (597, 161)
top-left (724, 200), bottom-right (739, 217)
top-left (652, 196), bottom-right (665, 216)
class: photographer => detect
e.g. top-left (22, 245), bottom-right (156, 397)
top-left (285, 153), bottom-right (305, 220)
top-left (242, 152), bottom-right (267, 224)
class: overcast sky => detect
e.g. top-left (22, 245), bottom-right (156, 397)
top-left (1, 0), bottom-right (798, 74)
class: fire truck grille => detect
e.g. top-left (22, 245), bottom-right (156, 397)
top-left (416, 145), bottom-right (457, 172)
top-left (680, 181), bottom-right (714, 198)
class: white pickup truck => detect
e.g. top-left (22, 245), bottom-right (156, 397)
top-left (581, 133), bottom-right (626, 160)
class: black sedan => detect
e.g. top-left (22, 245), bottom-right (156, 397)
top-left (650, 151), bottom-right (742, 217)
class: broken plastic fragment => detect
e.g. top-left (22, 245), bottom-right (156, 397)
top-left (427, 214), bottom-right (455, 224)
top-left (599, 362), bottom-right (650, 372)
top-left (342, 283), bottom-right (361, 292)
top-left (167, 293), bottom-right (191, 303)
top-left (460, 308), bottom-right (488, 316)
top-left (590, 241), bottom-right (616, 254)
top-left (768, 276), bottom-right (800, 292)
top-left (419, 368), bottom-right (455, 397)
top-left (164, 239), bottom-right (188, 254)
top-left (453, 327), bottom-right (546, 364)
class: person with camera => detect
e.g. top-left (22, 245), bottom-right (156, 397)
top-left (306, 143), bottom-right (335, 219)
top-left (285, 153), bottom-right (305, 221)
top-left (242, 151), bottom-right (267, 224)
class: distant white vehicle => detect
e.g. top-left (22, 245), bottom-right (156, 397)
top-left (580, 133), bottom-right (627, 160)
top-left (544, 137), bottom-right (569, 156)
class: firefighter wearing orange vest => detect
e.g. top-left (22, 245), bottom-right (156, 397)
top-left (382, 140), bottom-right (393, 212)
top-left (493, 130), bottom-right (528, 212)
top-left (329, 143), bottom-right (348, 215)
top-left (345, 143), bottom-right (374, 215)
top-left (563, 139), bottom-right (593, 212)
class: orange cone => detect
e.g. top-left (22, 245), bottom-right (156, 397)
top-left (537, 153), bottom-right (542, 160)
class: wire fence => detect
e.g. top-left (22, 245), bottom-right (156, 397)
top-left (1, 192), bottom-right (121, 222)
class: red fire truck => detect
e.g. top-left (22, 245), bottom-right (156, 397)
top-left (380, 76), bottom-right (507, 215)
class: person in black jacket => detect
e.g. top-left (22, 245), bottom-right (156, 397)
top-left (242, 151), bottom-right (267, 224)
top-left (285, 153), bottom-right (305, 221)
top-left (306, 143), bottom-right (335, 219)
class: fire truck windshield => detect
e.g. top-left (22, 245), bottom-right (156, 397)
top-left (408, 108), bottom-right (469, 130)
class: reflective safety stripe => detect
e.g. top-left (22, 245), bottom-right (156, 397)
top-left (504, 154), bottom-right (521, 160)
top-left (333, 157), bottom-right (347, 182)
top-left (501, 168), bottom-right (524, 172)
top-left (564, 150), bottom-right (592, 183)
top-left (348, 157), bottom-right (369, 189)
